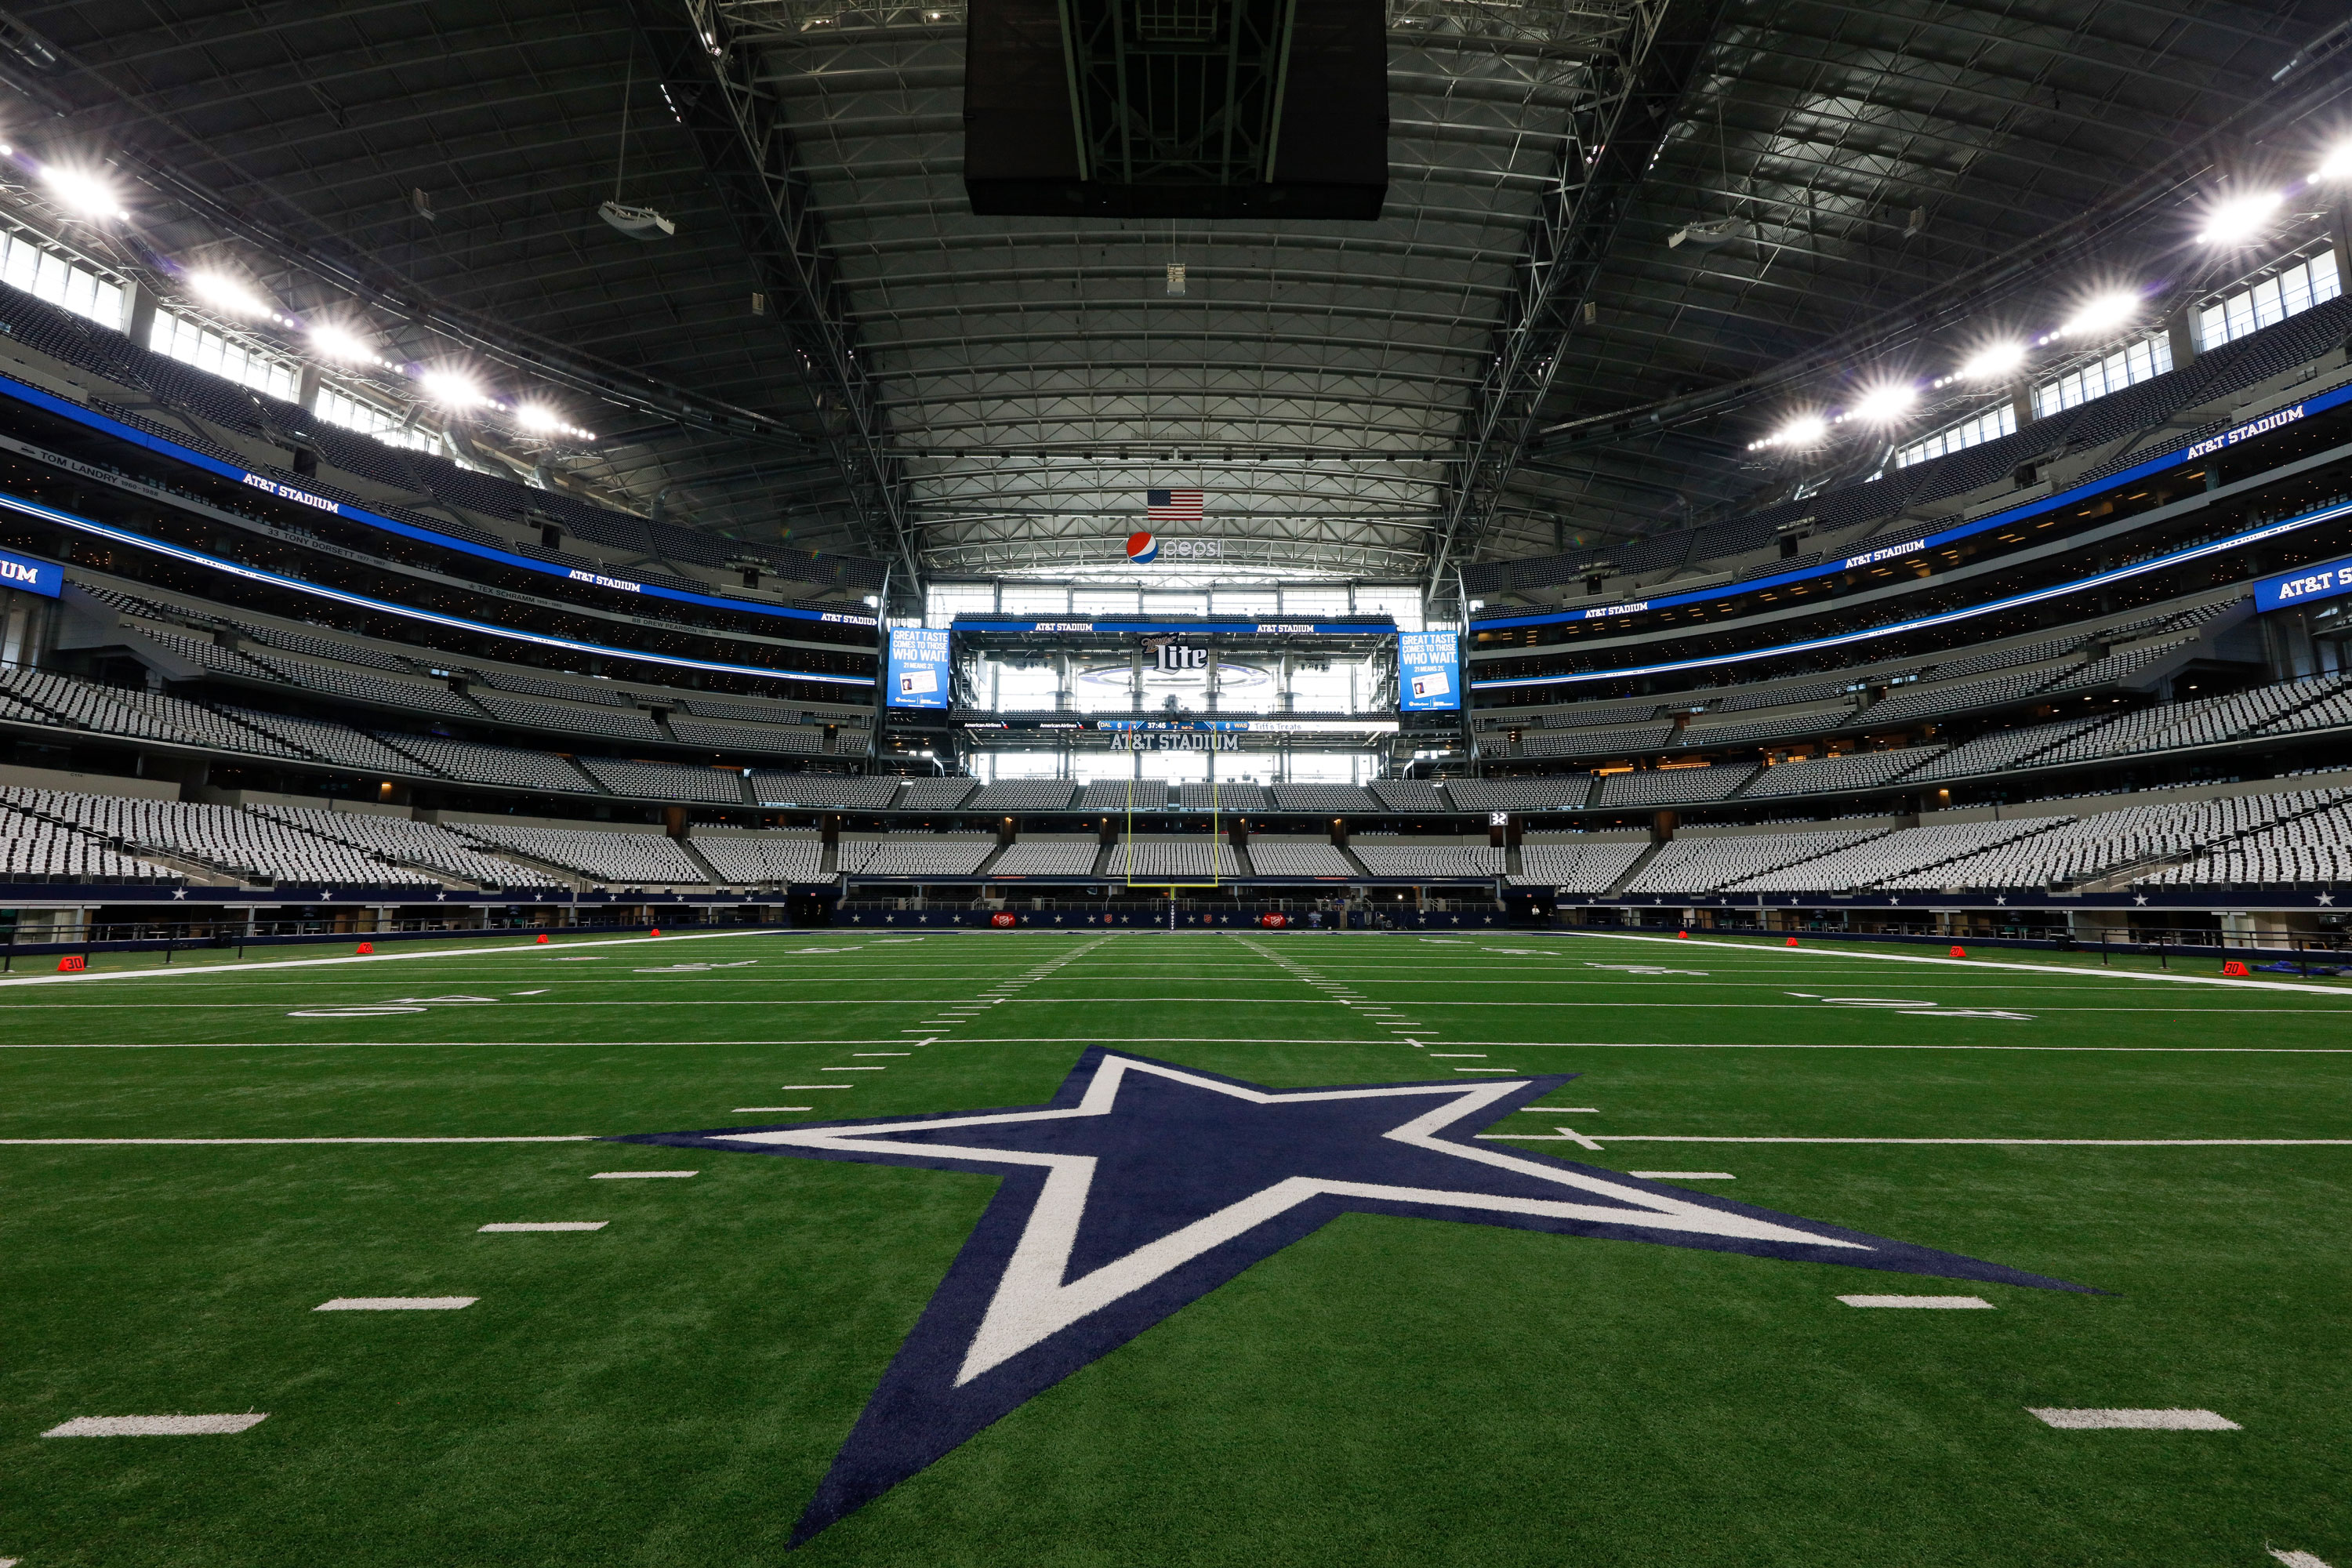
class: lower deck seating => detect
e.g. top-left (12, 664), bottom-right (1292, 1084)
top-left (840, 838), bottom-right (995, 877)
top-left (989, 840), bottom-right (1099, 876)
top-left (0, 797), bottom-right (179, 882)
top-left (1512, 840), bottom-right (1647, 891)
top-left (3, 787), bottom-right (434, 885)
top-left (1722, 818), bottom-right (2057, 892)
top-left (1109, 840), bottom-right (1240, 879)
top-left (1352, 844), bottom-right (1504, 877)
top-left (1621, 829), bottom-right (1884, 894)
top-left (692, 835), bottom-right (826, 883)
top-left (252, 805), bottom-right (560, 888)
top-left (1882, 791), bottom-right (2343, 890)
top-left (1246, 840), bottom-right (1356, 877)
top-left (448, 822), bottom-right (710, 884)
top-left (2140, 797), bottom-right (2352, 885)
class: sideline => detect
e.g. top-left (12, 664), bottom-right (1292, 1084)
top-left (1482, 1133), bottom-right (2352, 1146)
top-left (0, 1135), bottom-right (600, 1145)
top-left (1558, 929), bottom-right (2347, 993)
top-left (0, 927), bottom-right (822, 990)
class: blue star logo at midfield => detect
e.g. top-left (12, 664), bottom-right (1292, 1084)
top-left (616, 1049), bottom-right (2090, 1544)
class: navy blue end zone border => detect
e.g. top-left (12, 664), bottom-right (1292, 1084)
top-left (616, 1047), bottom-right (2093, 1544)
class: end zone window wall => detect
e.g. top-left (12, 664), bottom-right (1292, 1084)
top-left (2198, 249), bottom-right (2340, 351)
top-left (0, 235), bottom-right (122, 331)
top-left (315, 387), bottom-right (436, 454)
top-left (1896, 405), bottom-right (2016, 469)
top-left (149, 313), bottom-right (299, 404)
top-left (2034, 335), bottom-right (2174, 418)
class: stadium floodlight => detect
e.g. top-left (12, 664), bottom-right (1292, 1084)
top-left (188, 271), bottom-right (268, 317)
top-left (1957, 340), bottom-right (2028, 380)
top-left (309, 324), bottom-right (375, 362)
top-left (514, 403), bottom-right (562, 432)
top-left (1763, 413), bottom-right (1828, 448)
top-left (2317, 143), bottom-right (2352, 183)
top-left (1846, 382), bottom-right (1918, 425)
top-left (419, 369), bottom-right (485, 408)
top-left (42, 165), bottom-right (125, 220)
top-left (2198, 189), bottom-right (2282, 245)
top-left (2060, 292), bottom-right (2138, 338)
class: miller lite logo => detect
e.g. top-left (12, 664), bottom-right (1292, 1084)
top-left (1149, 640), bottom-right (1208, 672)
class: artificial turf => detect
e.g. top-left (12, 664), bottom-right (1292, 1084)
top-left (2, 926), bottom-right (2348, 1567)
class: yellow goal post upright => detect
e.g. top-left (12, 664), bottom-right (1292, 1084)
top-left (1118, 772), bottom-right (1227, 895)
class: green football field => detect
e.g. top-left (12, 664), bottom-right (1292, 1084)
top-left (4, 927), bottom-right (2350, 1568)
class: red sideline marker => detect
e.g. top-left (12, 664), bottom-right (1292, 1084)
top-left (1676, 930), bottom-right (1689, 939)
top-left (56, 954), bottom-right (85, 972)
top-left (534, 934), bottom-right (550, 945)
top-left (355, 942), bottom-right (374, 956)
top-left (1948, 945), bottom-right (1966, 958)
top-left (1784, 936), bottom-right (1799, 947)
top-left (2220, 960), bottom-right (2250, 977)
top-left (650, 927), bottom-right (661, 937)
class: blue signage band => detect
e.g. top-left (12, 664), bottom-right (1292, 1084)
top-left (1473, 383), bottom-right (2352, 635)
top-left (2256, 551), bottom-right (2352, 612)
top-left (1471, 502), bottom-right (2351, 693)
top-left (0, 372), bottom-right (876, 630)
top-left (0, 489), bottom-right (876, 689)
top-left (0, 542), bottom-right (62, 597)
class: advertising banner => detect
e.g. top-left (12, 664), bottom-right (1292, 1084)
top-left (1397, 630), bottom-right (1461, 712)
top-left (0, 544), bottom-right (62, 597)
top-left (887, 627), bottom-right (951, 708)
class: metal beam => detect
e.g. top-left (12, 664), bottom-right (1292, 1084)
top-left (630, 0), bottom-right (922, 593)
top-left (1425, 0), bottom-right (1731, 599)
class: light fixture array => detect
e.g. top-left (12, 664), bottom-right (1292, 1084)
top-left (9, 144), bottom-right (599, 444)
top-left (1746, 140), bottom-right (2352, 453)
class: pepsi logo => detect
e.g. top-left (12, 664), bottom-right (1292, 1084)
top-left (1125, 531), bottom-right (1158, 563)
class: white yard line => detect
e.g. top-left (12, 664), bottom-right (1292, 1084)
top-left (0, 927), bottom-right (809, 990)
top-left (2028, 1408), bottom-right (2239, 1430)
top-left (1566, 931), bottom-right (2345, 994)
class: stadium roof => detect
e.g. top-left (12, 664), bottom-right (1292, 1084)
top-left (6, 0), bottom-right (2350, 603)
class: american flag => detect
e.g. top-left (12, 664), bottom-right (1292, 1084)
top-left (1147, 488), bottom-right (1203, 523)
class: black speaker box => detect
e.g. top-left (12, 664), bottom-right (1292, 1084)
top-left (964, 0), bottom-right (1387, 220)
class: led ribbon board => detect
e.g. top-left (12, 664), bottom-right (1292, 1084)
top-left (1473, 501), bottom-right (2352, 691)
top-left (0, 373), bottom-right (875, 630)
top-left (1472, 382), bottom-right (2352, 638)
top-left (0, 488), bottom-right (873, 688)
top-left (955, 619), bottom-right (1396, 635)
